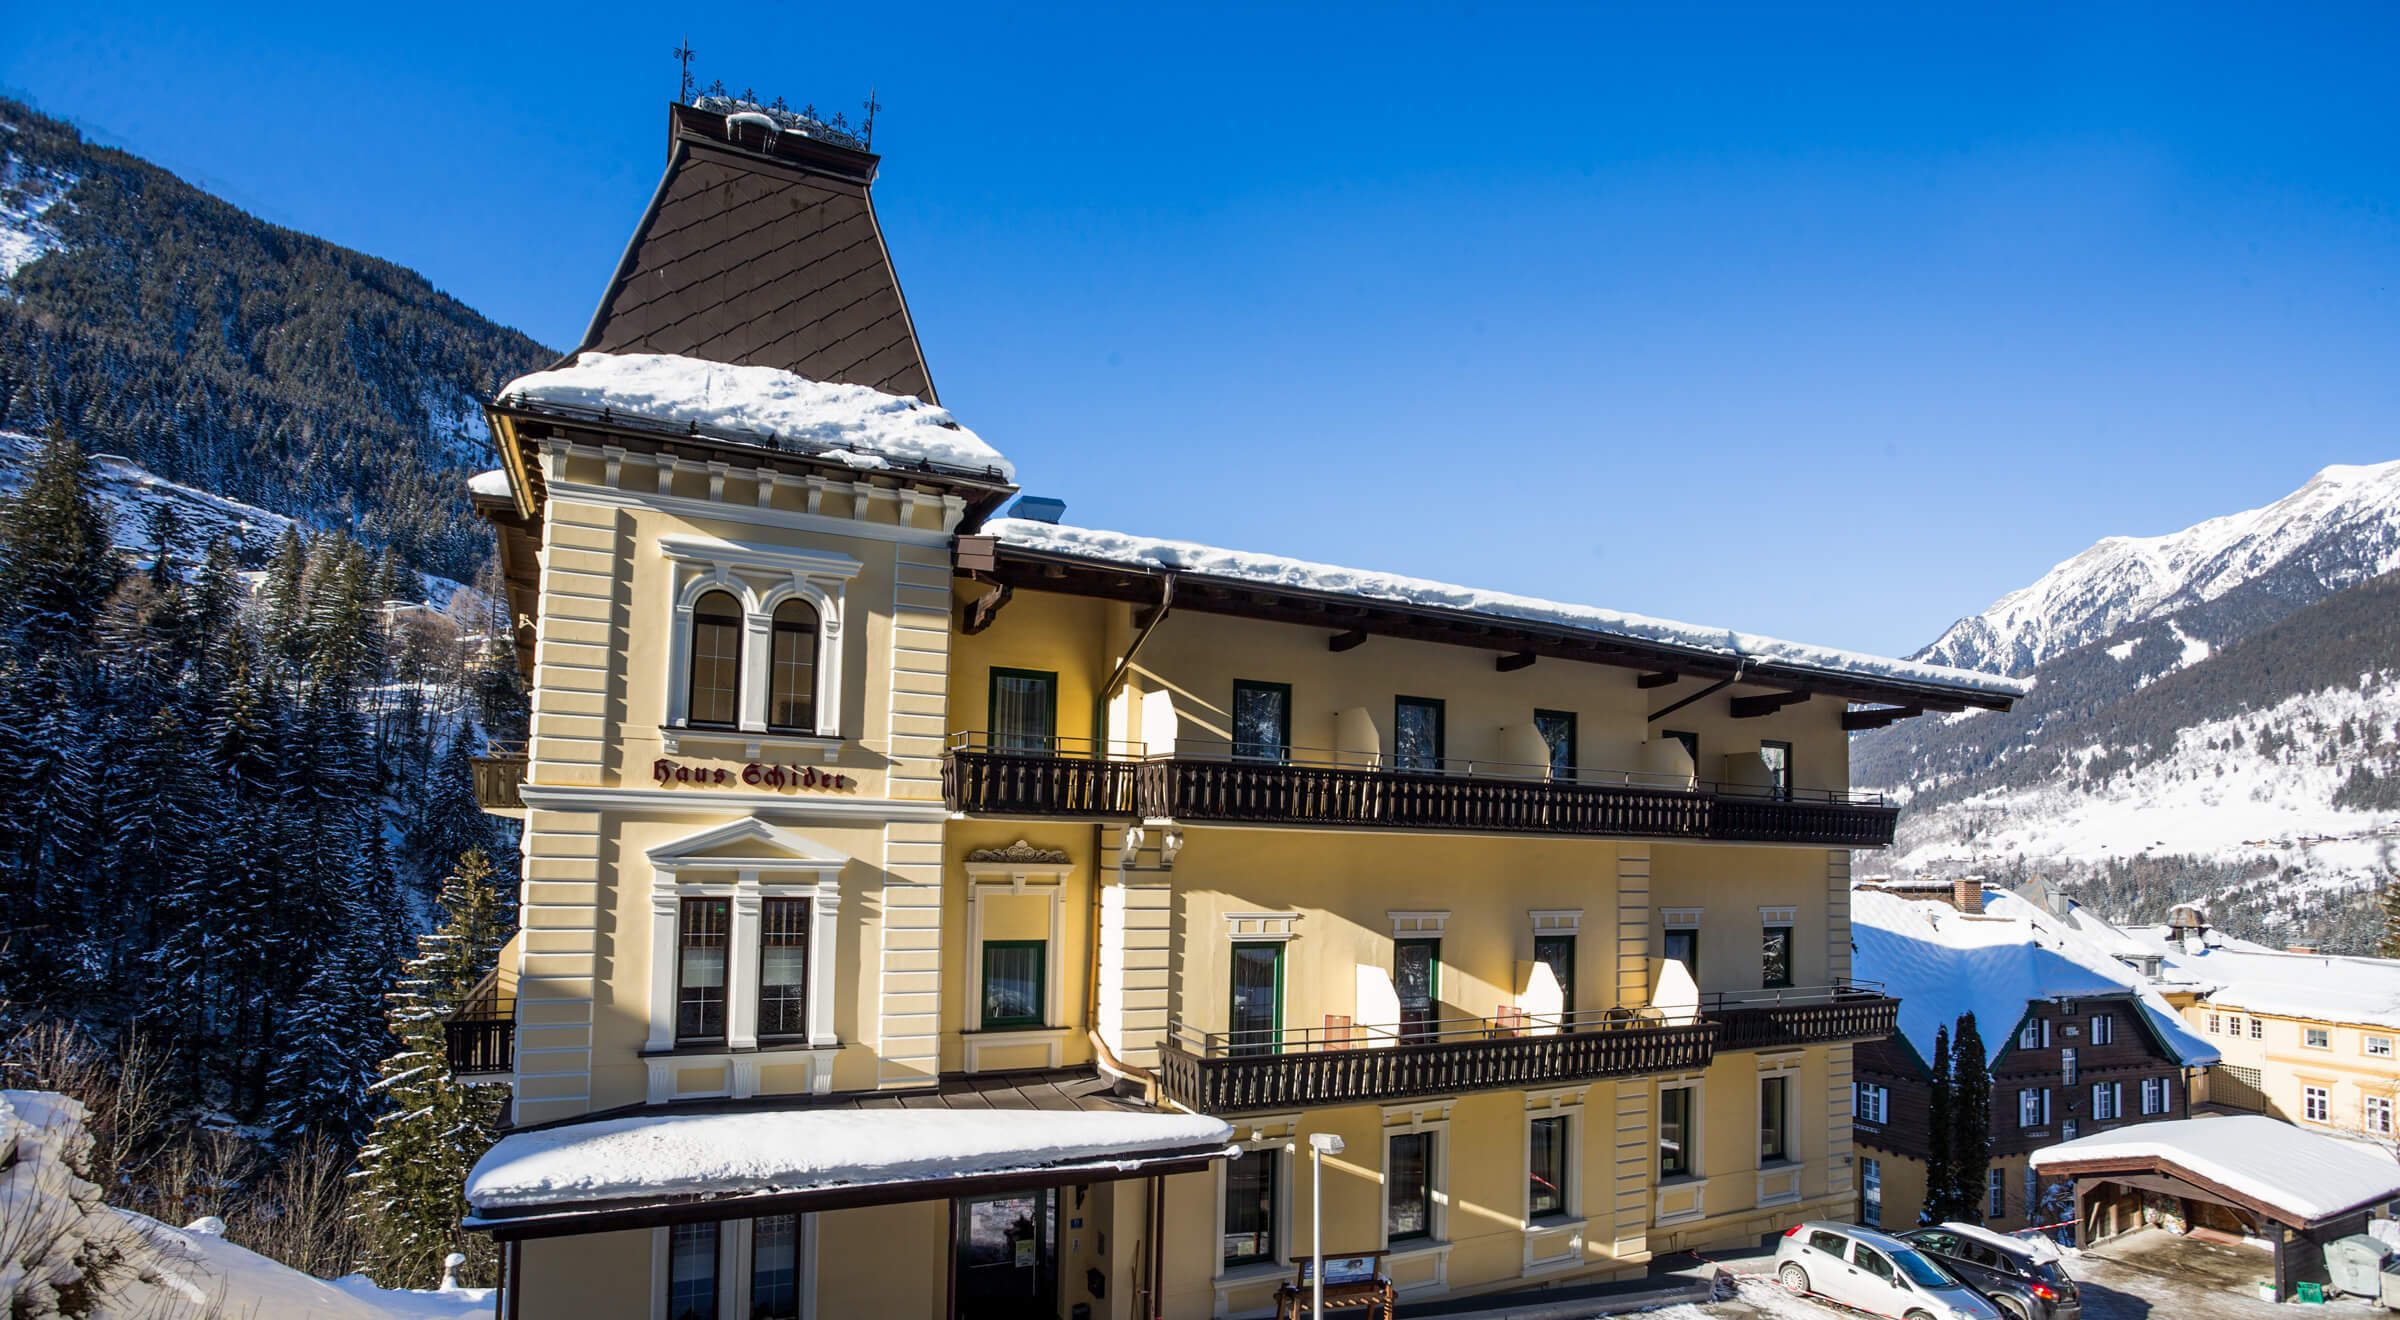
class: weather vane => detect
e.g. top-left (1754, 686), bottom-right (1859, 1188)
top-left (673, 38), bottom-right (697, 104)
top-left (862, 88), bottom-right (880, 149)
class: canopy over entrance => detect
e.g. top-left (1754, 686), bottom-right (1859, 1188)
top-left (2031, 1114), bottom-right (2400, 1230)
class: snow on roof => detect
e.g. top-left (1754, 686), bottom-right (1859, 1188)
top-left (1937, 1221), bottom-right (2064, 1266)
top-left (2031, 1114), bottom-right (2400, 1223)
top-left (985, 519), bottom-right (2030, 702)
top-left (466, 468), bottom-right (510, 499)
top-left (1851, 886), bottom-right (2217, 1067)
top-left (2125, 927), bottom-right (2400, 1032)
top-left (466, 1105), bottom-right (1232, 1214)
top-left (497, 352), bottom-right (1014, 480)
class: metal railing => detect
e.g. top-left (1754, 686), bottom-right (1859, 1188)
top-left (1703, 981), bottom-right (1899, 1051)
top-left (942, 734), bottom-right (1899, 846)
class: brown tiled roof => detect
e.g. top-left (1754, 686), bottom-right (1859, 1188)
top-left (576, 104), bottom-right (938, 402)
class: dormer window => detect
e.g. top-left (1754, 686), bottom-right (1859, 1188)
top-left (769, 599), bottom-right (820, 731)
top-left (688, 591), bottom-right (745, 728)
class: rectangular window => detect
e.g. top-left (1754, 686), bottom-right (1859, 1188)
top-left (2091, 1081), bottom-right (2120, 1121)
top-left (1395, 939), bottom-right (1440, 1041)
top-left (2249, 1017), bottom-right (2262, 1039)
top-left (980, 940), bottom-right (1046, 1030)
top-left (1989, 1167), bottom-right (2006, 1220)
top-left (1659, 1087), bottom-right (1694, 1180)
top-left (751, 1215), bottom-right (800, 1320)
top-left (2306, 1086), bottom-right (2331, 1123)
top-left (2208, 1013), bottom-right (2220, 1034)
top-left (2369, 1036), bottom-right (2394, 1058)
top-left (989, 668), bottom-right (1058, 754)
top-left (1534, 934), bottom-right (1576, 1017)
top-left (677, 897), bottom-right (731, 1044)
top-left (2307, 1027), bottom-right (2331, 1049)
top-left (1663, 928), bottom-right (1700, 979)
top-left (1528, 1115), bottom-right (1569, 1221)
top-left (2061, 1118), bottom-right (2078, 1139)
top-left (1759, 1075), bottom-right (1790, 1163)
top-left (1759, 740), bottom-right (1793, 799)
top-left (1387, 1132), bottom-right (1434, 1242)
top-left (1760, 923), bottom-right (1793, 989)
top-left (687, 596), bottom-right (742, 728)
top-left (2018, 1089), bottom-right (2044, 1128)
top-left (767, 606), bottom-right (818, 731)
top-left (2368, 1096), bottom-right (2395, 1136)
top-left (2061, 1048), bottom-right (2078, 1086)
top-left (2025, 1168), bottom-right (2039, 1222)
top-left (757, 897), bottom-right (810, 1040)
top-left (1394, 697), bottom-right (1445, 772)
top-left (1229, 942), bottom-right (1283, 1057)
top-left (1860, 1157), bottom-right (1882, 1227)
top-left (665, 1220), bottom-right (719, 1320)
top-left (1223, 1147), bottom-right (1277, 1267)
top-left (2020, 1019), bottom-right (2042, 1050)
top-left (2141, 1077), bottom-right (2167, 1115)
top-left (2090, 1014), bottom-right (2114, 1045)
top-left (1858, 1082), bottom-right (1890, 1125)
top-left (1533, 709), bottom-right (1577, 779)
top-left (1231, 680), bottom-right (1292, 763)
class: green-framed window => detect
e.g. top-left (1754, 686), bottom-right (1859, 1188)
top-left (1395, 938), bottom-right (1440, 1040)
top-left (989, 668), bottom-right (1058, 754)
top-left (1229, 941), bottom-right (1283, 1057)
top-left (980, 939), bottom-right (1047, 1029)
top-left (1232, 680), bottom-right (1292, 762)
top-left (1533, 709), bottom-right (1576, 779)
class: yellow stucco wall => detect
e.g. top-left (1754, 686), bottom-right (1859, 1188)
top-left (2181, 1000), bottom-right (2400, 1135)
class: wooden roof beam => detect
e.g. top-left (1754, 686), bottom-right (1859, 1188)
top-left (1329, 628), bottom-right (1369, 653)
top-left (1495, 652), bottom-right (1537, 673)
top-left (1637, 671), bottom-right (1680, 689)
top-left (1729, 691), bottom-right (1809, 720)
top-left (959, 582), bottom-right (1014, 636)
top-left (1841, 705), bottom-right (1924, 732)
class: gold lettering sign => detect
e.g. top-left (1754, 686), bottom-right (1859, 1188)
top-left (651, 758), bottom-right (855, 792)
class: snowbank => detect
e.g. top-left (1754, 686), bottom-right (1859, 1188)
top-left (1851, 886), bottom-right (2216, 1067)
top-left (0, 1090), bottom-right (489, 1319)
top-left (984, 519), bottom-right (2029, 701)
top-left (2031, 1114), bottom-right (2400, 1222)
top-left (497, 352), bottom-right (1014, 480)
top-left (467, 1105), bottom-right (1232, 1213)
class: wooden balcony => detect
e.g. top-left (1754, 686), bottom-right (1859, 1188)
top-left (444, 1005), bottom-right (516, 1079)
top-left (1156, 1012), bottom-right (1720, 1114)
top-left (472, 742), bottom-right (528, 816)
top-left (943, 736), bottom-right (1898, 847)
top-left (1707, 983), bottom-right (1899, 1052)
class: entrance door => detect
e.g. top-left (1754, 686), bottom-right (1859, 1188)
top-left (954, 1189), bottom-right (1056, 1319)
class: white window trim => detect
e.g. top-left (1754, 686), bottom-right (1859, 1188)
top-left (1380, 1102), bottom-right (1454, 1292)
top-left (962, 858), bottom-right (1071, 1070)
top-left (2366, 1035), bottom-right (2394, 1058)
top-left (1520, 1092), bottom-right (1587, 1275)
top-left (660, 533), bottom-right (859, 741)
top-left (2305, 1085), bottom-right (2332, 1124)
top-left (1988, 1166), bottom-right (2006, 1220)
top-left (1860, 1156), bottom-right (1883, 1228)
top-left (1857, 1081), bottom-right (1890, 1126)
top-left (1654, 1073), bottom-right (1708, 1225)
top-left (1389, 911), bottom-right (1450, 937)
top-left (1755, 1056), bottom-right (1803, 1208)
top-left (1529, 909), bottom-right (1583, 936)
top-left (2366, 1095), bottom-right (2395, 1136)
top-left (1223, 912), bottom-right (1301, 942)
top-left (1661, 907), bottom-right (1703, 930)
top-left (2306, 1028), bottom-right (2333, 1049)
top-left (643, 819), bottom-right (845, 1102)
top-left (650, 1215), bottom-right (817, 1320)
top-left (2090, 1014), bottom-right (2114, 1045)
top-left (1757, 906), bottom-right (1797, 926)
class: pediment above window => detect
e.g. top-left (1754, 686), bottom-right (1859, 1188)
top-left (647, 816), bottom-right (848, 877)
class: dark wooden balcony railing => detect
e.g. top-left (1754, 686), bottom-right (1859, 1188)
top-left (1705, 983), bottom-right (1899, 1051)
top-left (943, 735), bottom-right (1898, 847)
top-left (471, 742), bottom-right (528, 815)
top-left (444, 1000), bottom-right (516, 1077)
top-left (1157, 1011), bottom-right (1720, 1114)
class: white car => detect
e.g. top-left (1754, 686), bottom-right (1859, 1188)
top-left (1774, 1222), bottom-right (2005, 1320)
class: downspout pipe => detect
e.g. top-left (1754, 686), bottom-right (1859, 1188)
top-left (1091, 571), bottom-right (1177, 1103)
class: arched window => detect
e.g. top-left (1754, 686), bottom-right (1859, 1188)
top-left (687, 591), bottom-right (743, 727)
top-left (768, 598), bottom-right (820, 731)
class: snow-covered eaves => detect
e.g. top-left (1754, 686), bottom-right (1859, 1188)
top-left (492, 352), bottom-right (1014, 482)
top-left (1851, 886), bottom-right (2217, 1069)
top-left (465, 468), bottom-right (511, 500)
top-left (464, 1103), bottom-right (1233, 1232)
top-left (2128, 928), bottom-right (2400, 1033)
top-left (977, 519), bottom-right (2029, 710)
top-left (2031, 1114), bottom-right (2400, 1226)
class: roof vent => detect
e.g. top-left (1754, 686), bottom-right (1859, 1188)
top-left (1008, 495), bottom-right (1067, 525)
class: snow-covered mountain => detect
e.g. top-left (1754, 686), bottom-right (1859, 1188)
top-left (1917, 460), bottom-right (2400, 677)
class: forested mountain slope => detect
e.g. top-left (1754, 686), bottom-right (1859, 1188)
top-left (0, 96), bottom-right (553, 579)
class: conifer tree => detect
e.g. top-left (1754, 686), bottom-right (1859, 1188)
top-left (353, 848), bottom-right (509, 1290)
top-left (1923, 1024), bottom-right (1956, 1223)
top-left (0, 421), bottom-right (119, 658)
top-left (1950, 1014), bottom-right (1994, 1224)
top-left (2378, 880), bottom-right (2400, 959)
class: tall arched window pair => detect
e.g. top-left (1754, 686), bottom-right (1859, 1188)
top-left (687, 590), bottom-right (820, 731)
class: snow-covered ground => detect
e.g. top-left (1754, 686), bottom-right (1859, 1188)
top-left (0, 142), bottom-right (75, 282)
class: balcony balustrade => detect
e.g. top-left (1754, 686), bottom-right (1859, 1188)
top-left (471, 741), bottom-right (528, 815)
top-left (444, 998), bottom-right (516, 1078)
top-left (943, 735), bottom-right (1898, 847)
top-left (1157, 1010), bottom-right (1720, 1114)
top-left (1704, 982), bottom-right (1899, 1051)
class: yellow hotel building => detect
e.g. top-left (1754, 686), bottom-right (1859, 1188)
top-left (452, 97), bottom-right (2024, 1320)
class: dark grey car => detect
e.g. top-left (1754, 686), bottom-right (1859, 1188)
top-left (1898, 1225), bottom-right (2080, 1320)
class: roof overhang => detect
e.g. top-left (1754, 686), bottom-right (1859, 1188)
top-left (2034, 1154), bottom-right (2396, 1231)
top-left (958, 537), bottom-right (2019, 716)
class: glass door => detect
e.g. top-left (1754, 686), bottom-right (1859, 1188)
top-left (953, 1189), bottom-right (1055, 1320)
top-left (989, 669), bottom-right (1057, 755)
top-left (1395, 939), bottom-right (1439, 1041)
top-left (1229, 942), bottom-right (1283, 1056)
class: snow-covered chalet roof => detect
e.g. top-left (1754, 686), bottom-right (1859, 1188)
top-left (983, 519), bottom-right (2030, 705)
top-left (465, 1105), bottom-right (1231, 1218)
top-left (2125, 926), bottom-right (2400, 1032)
top-left (2031, 1114), bottom-right (2400, 1225)
top-left (1851, 886), bottom-right (2216, 1068)
top-left (494, 352), bottom-right (1014, 481)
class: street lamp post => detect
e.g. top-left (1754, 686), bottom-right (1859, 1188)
top-left (1307, 1132), bottom-right (1345, 1319)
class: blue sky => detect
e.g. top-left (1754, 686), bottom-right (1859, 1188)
top-left (8, 4), bottom-right (2397, 658)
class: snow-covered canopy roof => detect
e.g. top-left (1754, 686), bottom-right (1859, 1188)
top-left (2126, 926), bottom-right (2400, 1032)
top-left (465, 1104), bottom-right (1232, 1222)
top-left (2031, 1114), bottom-right (2400, 1225)
top-left (1851, 886), bottom-right (2217, 1068)
top-left (465, 468), bottom-right (510, 499)
top-left (981, 519), bottom-right (2029, 706)
top-left (494, 352), bottom-right (1014, 481)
